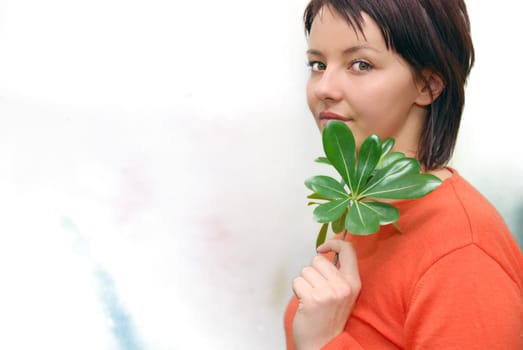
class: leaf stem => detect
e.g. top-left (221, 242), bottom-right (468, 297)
top-left (333, 229), bottom-right (348, 266)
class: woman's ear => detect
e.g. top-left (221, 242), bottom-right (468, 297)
top-left (415, 70), bottom-right (445, 106)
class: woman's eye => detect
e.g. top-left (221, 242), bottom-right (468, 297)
top-left (308, 61), bottom-right (326, 71)
top-left (350, 60), bottom-right (373, 72)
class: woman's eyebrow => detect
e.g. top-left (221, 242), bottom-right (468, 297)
top-left (306, 49), bottom-right (323, 56)
top-left (306, 45), bottom-right (381, 56)
top-left (342, 45), bottom-right (381, 54)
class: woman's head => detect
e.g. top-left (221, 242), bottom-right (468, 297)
top-left (304, 0), bottom-right (474, 171)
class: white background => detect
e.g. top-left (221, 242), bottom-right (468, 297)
top-left (0, 1), bottom-right (521, 349)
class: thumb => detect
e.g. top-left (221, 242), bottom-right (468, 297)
top-left (317, 239), bottom-right (360, 278)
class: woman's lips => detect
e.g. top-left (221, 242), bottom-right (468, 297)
top-left (319, 111), bottom-right (353, 126)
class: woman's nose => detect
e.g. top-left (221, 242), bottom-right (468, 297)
top-left (313, 68), bottom-right (344, 102)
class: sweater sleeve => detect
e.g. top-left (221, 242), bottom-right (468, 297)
top-left (405, 244), bottom-right (523, 349)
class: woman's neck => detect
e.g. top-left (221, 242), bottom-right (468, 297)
top-left (426, 167), bottom-right (453, 181)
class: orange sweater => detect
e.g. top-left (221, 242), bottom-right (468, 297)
top-left (285, 169), bottom-right (523, 349)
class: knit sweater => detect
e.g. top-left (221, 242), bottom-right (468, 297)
top-left (284, 168), bottom-right (523, 349)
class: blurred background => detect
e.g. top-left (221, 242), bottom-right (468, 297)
top-left (0, 0), bottom-right (521, 349)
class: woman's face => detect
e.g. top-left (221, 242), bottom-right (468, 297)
top-left (306, 7), bottom-right (428, 157)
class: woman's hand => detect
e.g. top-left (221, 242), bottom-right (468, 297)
top-left (292, 239), bottom-right (361, 350)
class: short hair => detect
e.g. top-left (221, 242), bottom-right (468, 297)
top-left (304, 0), bottom-right (475, 171)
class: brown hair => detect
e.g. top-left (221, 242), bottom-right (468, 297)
top-left (304, 0), bottom-right (475, 170)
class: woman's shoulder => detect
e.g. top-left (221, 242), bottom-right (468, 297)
top-left (396, 167), bottom-right (523, 286)
top-left (400, 167), bottom-right (507, 234)
top-left (436, 168), bottom-right (509, 235)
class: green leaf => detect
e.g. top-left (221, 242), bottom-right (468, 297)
top-left (313, 198), bottom-right (350, 223)
top-left (375, 152), bottom-right (405, 171)
top-left (316, 223), bottom-right (329, 248)
top-left (346, 201), bottom-right (380, 235)
top-left (360, 201), bottom-right (399, 225)
top-left (360, 158), bottom-right (420, 198)
top-left (322, 121), bottom-right (356, 193)
top-left (381, 138), bottom-right (395, 156)
top-left (305, 176), bottom-right (349, 200)
top-left (315, 157), bottom-right (331, 165)
top-left (331, 209), bottom-right (347, 233)
top-left (307, 193), bottom-right (330, 201)
top-left (363, 173), bottom-right (442, 199)
top-left (306, 119), bottom-right (443, 241)
top-left (354, 134), bottom-right (381, 194)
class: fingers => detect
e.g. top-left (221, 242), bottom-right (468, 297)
top-left (317, 239), bottom-right (360, 279)
top-left (292, 256), bottom-right (340, 299)
top-left (293, 257), bottom-right (331, 298)
top-left (301, 264), bottom-right (328, 288)
top-left (294, 239), bottom-right (360, 302)
top-left (292, 276), bottom-right (309, 300)
top-left (310, 255), bottom-right (340, 280)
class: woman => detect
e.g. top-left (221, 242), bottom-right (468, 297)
top-left (284, 1), bottom-right (523, 349)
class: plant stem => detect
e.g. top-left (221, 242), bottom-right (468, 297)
top-left (333, 199), bottom-right (353, 266)
top-left (333, 229), bottom-right (348, 266)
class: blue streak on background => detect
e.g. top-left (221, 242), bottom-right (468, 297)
top-left (61, 217), bottom-right (144, 350)
top-left (95, 267), bottom-right (143, 350)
